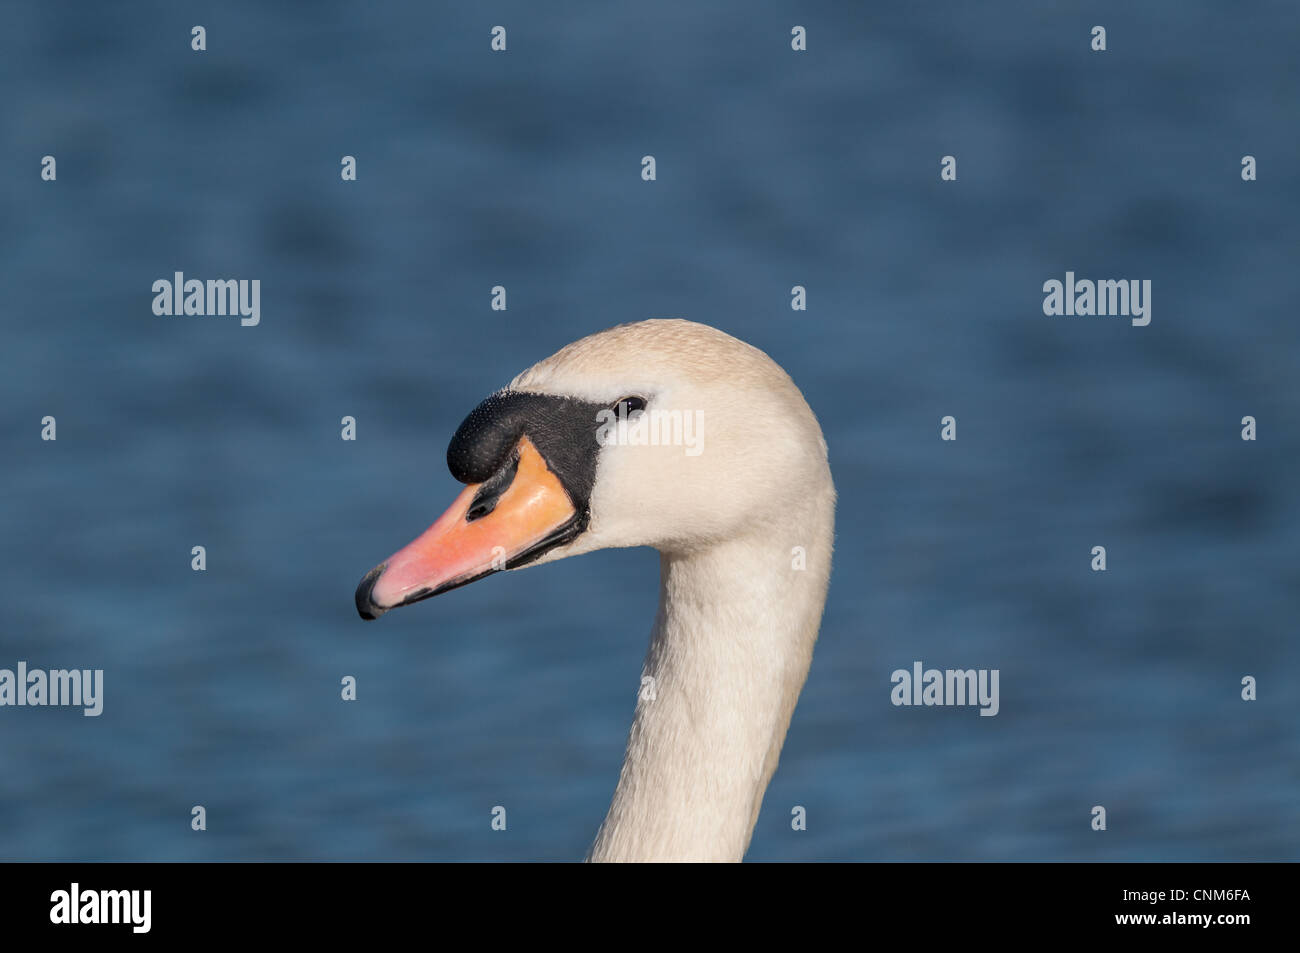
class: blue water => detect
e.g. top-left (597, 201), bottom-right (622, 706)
top-left (1, 1), bottom-right (1297, 861)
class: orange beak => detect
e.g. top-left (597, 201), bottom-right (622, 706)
top-left (356, 436), bottom-right (579, 619)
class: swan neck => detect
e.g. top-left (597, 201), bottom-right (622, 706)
top-left (588, 523), bottom-right (831, 862)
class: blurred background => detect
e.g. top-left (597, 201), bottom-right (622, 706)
top-left (1, 1), bottom-right (1296, 861)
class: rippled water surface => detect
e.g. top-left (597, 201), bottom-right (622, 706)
top-left (1, 1), bottom-right (1296, 860)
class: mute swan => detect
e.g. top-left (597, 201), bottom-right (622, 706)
top-left (355, 319), bottom-right (835, 861)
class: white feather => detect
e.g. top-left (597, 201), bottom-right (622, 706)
top-left (510, 320), bottom-right (836, 862)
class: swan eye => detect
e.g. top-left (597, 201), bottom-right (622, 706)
top-left (613, 396), bottom-right (647, 416)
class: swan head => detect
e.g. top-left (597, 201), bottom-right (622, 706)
top-left (356, 319), bottom-right (831, 619)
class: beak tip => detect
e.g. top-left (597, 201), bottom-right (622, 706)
top-left (355, 564), bottom-right (389, 621)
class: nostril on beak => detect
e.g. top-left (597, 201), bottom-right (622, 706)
top-left (464, 451), bottom-right (520, 523)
